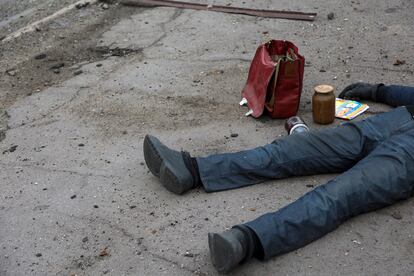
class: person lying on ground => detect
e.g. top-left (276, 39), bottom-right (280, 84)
top-left (143, 83), bottom-right (414, 273)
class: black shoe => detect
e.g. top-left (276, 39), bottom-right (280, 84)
top-left (208, 228), bottom-right (248, 274)
top-left (143, 135), bottom-right (195, 194)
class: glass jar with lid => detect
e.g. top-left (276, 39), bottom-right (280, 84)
top-left (312, 84), bottom-right (335, 124)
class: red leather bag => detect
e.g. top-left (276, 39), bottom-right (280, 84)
top-left (241, 40), bottom-right (305, 119)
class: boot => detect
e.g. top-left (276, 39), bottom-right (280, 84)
top-left (208, 228), bottom-right (249, 274)
top-left (143, 135), bottom-right (198, 194)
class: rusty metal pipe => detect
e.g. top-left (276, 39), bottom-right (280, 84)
top-left (120, 0), bottom-right (317, 21)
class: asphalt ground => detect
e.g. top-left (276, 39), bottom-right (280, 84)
top-left (0, 0), bottom-right (413, 275)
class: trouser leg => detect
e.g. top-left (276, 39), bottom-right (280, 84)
top-left (243, 125), bottom-right (414, 259)
top-left (198, 107), bottom-right (413, 192)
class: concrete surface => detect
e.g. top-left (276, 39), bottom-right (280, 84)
top-left (0, 0), bottom-right (413, 275)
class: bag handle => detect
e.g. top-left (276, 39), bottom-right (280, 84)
top-left (264, 48), bottom-right (297, 112)
top-left (264, 58), bottom-right (282, 112)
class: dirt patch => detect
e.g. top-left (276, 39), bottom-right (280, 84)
top-left (69, 92), bottom-right (241, 137)
top-left (0, 4), bottom-right (142, 111)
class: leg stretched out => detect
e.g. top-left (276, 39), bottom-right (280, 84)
top-left (143, 107), bottom-right (412, 194)
top-left (209, 123), bottom-right (414, 272)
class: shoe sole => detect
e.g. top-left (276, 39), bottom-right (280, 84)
top-left (143, 135), bottom-right (162, 177)
top-left (159, 161), bottom-right (187, 195)
top-left (208, 232), bottom-right (242, 274)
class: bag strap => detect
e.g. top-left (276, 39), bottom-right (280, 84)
top-left (265, 58), bottom-right (282, 112)
top-left (265, 49), bottom-right (297, 112)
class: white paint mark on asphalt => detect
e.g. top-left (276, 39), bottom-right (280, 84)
top-left (1, 0), bottom-right (98, 42)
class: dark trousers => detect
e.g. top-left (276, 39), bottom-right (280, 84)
top-left (196, 107), bottom-right (414, 259)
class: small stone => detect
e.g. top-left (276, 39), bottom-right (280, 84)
top-left (99, 248), bottom-right (109, 257)
top-left (327, 12), bottom-right (335, 20)
top-left (102, 3), bottom-right (109, 9)
top-left (96, 63), bottom-right (103, 67)
top-left (6, 69), bottom-right (17, 76)
top-left (93, 205), bottom-right (99, 208)
top-left (306, 184), bottom-right (315, 188)
top-left (9, 145), bottom-right (17, 152)
top-left (82, 237), bottom-right (89, 242)
top-left (34, 53), bottom-right (47, 60)
top-left (184, 251), bottom-right (194, 257)
top-left (74, 70), bottom-right (83, 76)
top-left (78, 143), bottom-right (85, 147)
top-left (391, 211), bottom-right (402, 220)
top-left (70, 195), bottom-right (77, 199)
top-left (50, 63), bottom-right (65, 70)
top-left (3, 145), bottom-right (18, 154)
top-left (53, 69), bottom-right (61, 74)
top-left (75, 2), bottom-right (90, 9)
top-left (230, 133), bottom-right (238, 138)
top-left (393, 59), bottom-right (406, 66)
top-left (319, 69), bottom-right (326, 73)
top-left (385, 7), bottom-right (397, 13)
top-left (35, 253), bottom-right (42, 257)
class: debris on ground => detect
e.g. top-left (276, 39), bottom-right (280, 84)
top-left (121, 0), bottom-right (317, 21)
top-left (34, 53), bottom-right (47, 60)
top-left (50, 63), bottom-right (65, 70)
top-left (183, 251), bottom-right (194, 257)
top-left (76, 2), bottom-right (90, 9)
top-left (393, 59), bottom-right (406, 66)
top-left (99, 248), bottom-right (109, 257)
top-left (5, 69), bottom-right (17, 76)
top-left (74, 70), bottom-right (83, 76)
top-left (3, 145), bottom-right (18, 154)
top-left (391, 211), bottom-right (403, 220)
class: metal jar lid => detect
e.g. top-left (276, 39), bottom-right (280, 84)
top-left (314, 84), bottom-right (334, 94)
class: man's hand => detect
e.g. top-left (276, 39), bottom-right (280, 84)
top-left (338, 83), bottom-right (378, 101)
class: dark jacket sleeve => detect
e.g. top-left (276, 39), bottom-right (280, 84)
top-left (376, 85), bottom-right (414, 107)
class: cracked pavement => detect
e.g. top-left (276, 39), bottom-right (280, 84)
top-left (0, 0), bottom-right (414, 275)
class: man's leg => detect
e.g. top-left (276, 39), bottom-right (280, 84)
top-left (199, 106), bottom-right (413, 192)
top-left (209, 125), bottom-right (414, 273)
top-left (144, 107), bottom-right (413, 194)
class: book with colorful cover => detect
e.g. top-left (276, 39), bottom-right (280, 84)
top-left (335, 98), bottom-right (369, 120)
